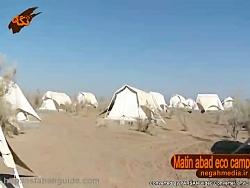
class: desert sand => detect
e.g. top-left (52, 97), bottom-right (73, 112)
top-left (1, 109), bottom-right (249, 188)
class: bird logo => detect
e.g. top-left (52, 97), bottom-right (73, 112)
top-left (8, 7), bottom-right (41, 34)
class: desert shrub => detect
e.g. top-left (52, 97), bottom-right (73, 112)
top-left (64, 102), bottom-right (76, 113)
top-left (66, 101), bottom-right (89, 117)
top-left (173, 108), bottom-right (188, 131)
top-left (211, 110), bottom-right (224, 125)
top-left (226, 99), bottom-right (250, 140)
top-left (166, 108), bottom-right (174, 119)
top-left (97, 97), bottom-right (109, 112)
top-left (27, 89), bottom-right (42, 108)
top-left (136, 119), bottom-right (149, 132)
top-left (32, 90), bottom-right (42, 108)
top-left (0, 78), bottom-right (21, 137)
top-left (0, 57), bottom-right (22, 136)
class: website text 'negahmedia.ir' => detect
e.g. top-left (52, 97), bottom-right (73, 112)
top-left (4, 177), bottom-right (100, 185)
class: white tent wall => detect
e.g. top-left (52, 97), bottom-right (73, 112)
top-left (41, 91), bottom-right (72, 110)
top-left (169, 94), bottom-right (187, 108)
top-left (16, 111), bottom-right (28, 121)
top-left (149, 92), bottom-right (167, 111)
top-left (77, 92), bottom-right (98, 108)
top-left (222, 97), bottom-right (234, 110)
top-left (107, 87), bottom-right (147, 120)
top-left (186, 98), bottom-right (199, 111)
top-left (2, 79), bottom-right (41, 121)
top-left (39, 98), bottom-right (58, 111)
top-left (0, 126), bottom-right (24, 188)
top-left (105, 85), bottom-right (160, 121)
top-left (196, 94), bottom-right (224, 111)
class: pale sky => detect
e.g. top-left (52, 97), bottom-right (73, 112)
top-left (0, 0), bottom-right (249, 100)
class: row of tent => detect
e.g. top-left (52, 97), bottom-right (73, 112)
top-left (39, 91), bottom-right (98, 111)
top-left (1, 78), bottom-right (99, 122)
top-left (15, 90), bottom-right (99, 121)
top-left (101, 85), bottom-right (234, 122)
top-left (1, 79), bottom-right (234, 123)
top-left (169, 94), bottom-right (234, 111)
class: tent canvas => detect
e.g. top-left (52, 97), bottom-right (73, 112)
top-left (16, 111), bottom-right (28, 121)
top-left (104, 85), bottom-right (159, 121)
top-left (169, 94), bottom-right (187, 108)
top-left (39, 98), bottom-right (58, 111)
top-left (222, 97), bottom-right (234, 110)
top-left (196, 94), bottom-right (224, 111)
top-left (149, 92), bottom-right (167, 111)
top-left (0, 126), bottom-right (24, 188)
top-left (1, 78), bottom-right (41, 121)
top-left (77, 92), bottom-right (98, 108)
top-left (186, 98), bottom-right (199, 111)
top-left (40, 91), bottom-right (71, 111)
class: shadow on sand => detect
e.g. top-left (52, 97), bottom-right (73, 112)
top-left (211, 140), bottom-right (250, 154)
top-left (0, 174), bottom-right (35, 188)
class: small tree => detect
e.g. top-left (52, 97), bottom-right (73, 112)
top-left (226, 99), bottom-right (250, 140)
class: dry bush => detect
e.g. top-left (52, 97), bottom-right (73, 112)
top-left (0, 78), bottom-right (21, 137)
top-left (97, 97), bottom-right (109, 112)
top-left (215, 111), bottom-right (222, 124)
top-left (74, 97), bottom-right (100, 116)
top-left (64, 102), bottom-right (76, 114)
top-left (226, 99), bottom-right (250, 140)
top-left (96, 118), bottom-right (107, 127)
top-left (173, 108), bottom-right (188, 131)
top-left (29, 90), bottom-right (42, 108)
top-left (26, 89), bottom-right (42, 109)
top-left (65, 102), bottom-right (89, 117)
top-left (135, 119), bottom-right (149, 132)
top-left (0, 55), bottom-right (22, 137)
top-left (165, 108), bottom-right (174, 119)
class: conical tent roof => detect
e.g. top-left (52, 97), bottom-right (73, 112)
top-left (1, 78), bottom-right (41, 121)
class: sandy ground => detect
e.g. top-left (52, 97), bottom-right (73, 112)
top-left (1, 110), bottom-right (249, 188)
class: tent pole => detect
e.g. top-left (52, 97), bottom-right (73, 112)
top-left (14, 168), bottom-right (24, 188)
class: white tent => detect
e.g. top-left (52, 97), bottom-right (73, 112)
top-left (16, 111), bottom-right (28, 121)
top-left (1, 78), bottom-right (41, 121)
top-left (39, 98), bottom-right (58, 111)
top-left (186, 98), bottom-right (199, 111)
top-left (76, 92), bottom-right (98, 108)
top-left (196, 94), bottom-right (224, 112)
top-left (104, 85), bottom-right (159, 121)
top-left (0, 126), bottom-right (24, 188)
top-left (169, 94), bottom-right (187, 108)
top-left (39, 91), bottom-right (71, 111)
top-left (149, 91), bottom-right (167, 112)
top-left (222, 97), bottom-right (234, 110)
